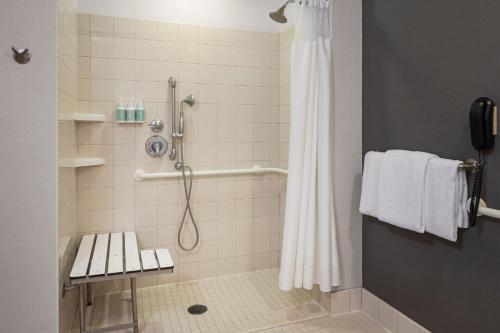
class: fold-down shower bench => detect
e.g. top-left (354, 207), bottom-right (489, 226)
top-left (68, 231), bottom-right (174, 333)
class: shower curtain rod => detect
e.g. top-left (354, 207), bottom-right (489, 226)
top-left (135, 164), bottom-right (288, 181)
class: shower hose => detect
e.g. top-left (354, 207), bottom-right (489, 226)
top-left (177, 130), bottom-right (199, 251)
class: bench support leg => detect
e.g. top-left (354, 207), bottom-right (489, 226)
top-left (79, 285), bottom-right (86, 333)
top-left (86, 283), bottom-right (92, 306)
top-left (131, 278), bottom-right (139, 333)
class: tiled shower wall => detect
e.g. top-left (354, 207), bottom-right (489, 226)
top-left (58, 0), bottom-right (79, 330)
top-left (76, 14), bottom-right (284, 292)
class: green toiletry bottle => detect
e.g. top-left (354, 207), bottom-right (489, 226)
top-left (116, 102), bottom-right (126, 121)
top-left (135, 101), bottom-right (145, 122)
top-left (126, 102), bottom-right (136, 122)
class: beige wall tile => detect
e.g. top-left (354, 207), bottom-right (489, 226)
top-left (253, 253), bottom-right (270, 270)
top-left (136, 61), bottom-right (158, 81)
top-left (90, 15), bottom-right (113, 36)
top-left (78, 13), bottom-right (90, 35)
top-left (178, 43), bottom-right (198, 64)
top-left (113, 17), bottom-right (135, 38)
top-left (216, 47), bottom-right (235, 66)
top-left (135, 19), bottom-right (157, 40)
top-left (158, 22), bottom-right (178, 42)
top-left (362, 289), bottom-right (379, 321)
top-left (349, 288), bottom-right (362, 311)
top-left (198, 45), bottom-right (217, 65)
top-left (135, 39), bottom-right (157, 60)
top-left (78, 35), bottom-right (90, 56)
top-left (216, 29), bottom-right (235, 47)
top-left (114, 38), bottom-right (136, 59)
top-left (90, 79), bottom-right (113, 101)
top-left (398, 314), bottom-right (420, 333)
top-left (379, 301), bottom-right (398, 333)
top-left (91, 36), bottom-right (113, 58)
top-left (331, 290), bottom-right (350, 315)
top-left (90, 57), bottom-right (113, 79)
top-left (158, 42), bottom-right (178, 62)
top-left (179, 63), bottom-right (198, 83)
top-left (77, 14), bottom-right (284, 288)
top-left (178, 24), bottom-right (198, 44)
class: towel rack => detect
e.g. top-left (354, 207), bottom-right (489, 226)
top-left (458, 159), bottom-right (480, 171)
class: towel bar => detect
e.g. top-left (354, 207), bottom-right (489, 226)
top-left (458, 159), bottom-right (480, 172)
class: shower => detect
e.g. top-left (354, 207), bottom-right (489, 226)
top-left (168, 79), bottom-right (199, 252)
top-left (269, 0), bottom-right (293, 23)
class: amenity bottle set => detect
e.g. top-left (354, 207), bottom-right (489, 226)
top-left (116, 101), bottom-right (145, 122)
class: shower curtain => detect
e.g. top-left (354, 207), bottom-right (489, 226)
top-left (279, 0), bottom-right (340, 293)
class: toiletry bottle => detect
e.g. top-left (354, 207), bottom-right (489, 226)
top-left (116, 102), bottom-right (126, 122)
top-left (135, 101), bottom-right (145, 122)
top-left (126, 102), bottom-right (136, 122)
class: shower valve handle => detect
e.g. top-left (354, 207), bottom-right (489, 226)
top-left (152, 142), bottom-right (161, 156)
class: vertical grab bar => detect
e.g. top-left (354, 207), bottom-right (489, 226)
top-left (168, 77), bottom-right (177, 161)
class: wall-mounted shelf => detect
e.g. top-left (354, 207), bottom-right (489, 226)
top-left (58, 113), bottom-right (105, 122)
top-left (59, 158), bottom-right (105, 168)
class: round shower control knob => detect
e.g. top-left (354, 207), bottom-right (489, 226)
top-left (145, 135), bottom-right (168, 158)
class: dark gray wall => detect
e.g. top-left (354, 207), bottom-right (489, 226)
top-left (363, 1), bottom-right (500, 332)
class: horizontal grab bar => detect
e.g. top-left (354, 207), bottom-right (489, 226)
top-left (135, 164), bottom-right (288, 181)
top-left (477, 199), bottom-right (500, 220)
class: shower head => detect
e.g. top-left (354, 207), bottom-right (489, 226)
top-left (182, 94), bottom-right (196, 107)
top-left (270, 0), bottom-right (291, 23)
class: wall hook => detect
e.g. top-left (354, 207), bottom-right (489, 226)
top-left (11, 47), bottom-right (31, 64)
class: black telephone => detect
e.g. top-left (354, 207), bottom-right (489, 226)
top-left (468, 97), bottom-right (497, 226)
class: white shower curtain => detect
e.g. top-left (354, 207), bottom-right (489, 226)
top-left (279, 0), bottom-right (340, 293)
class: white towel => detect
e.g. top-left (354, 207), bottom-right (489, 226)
top-left (378, 150), bottom-right (437, 233)
top-left (457, 173), bottom-right (469, 229)
top-left (423, 158), bottom-right (469, 241)
top-left (359, 151), bottom-right (384, 218)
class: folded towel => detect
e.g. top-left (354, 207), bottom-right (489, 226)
top-left (457, 172), bottom-right (469, 229)
top-left (359, 151), bottom-right (384, 218)
top-left (423, 158), bottom-right (468, 241)
top-left (378, 150), bottom-right (437, 233)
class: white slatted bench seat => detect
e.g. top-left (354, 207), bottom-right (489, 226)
top-left (68, 232), bottom-right (174, 333)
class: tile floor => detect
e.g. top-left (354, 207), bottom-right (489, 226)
top-left (71, 269), bottom-right (385, 333)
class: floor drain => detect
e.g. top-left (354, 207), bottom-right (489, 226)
top-left (187, 304), bottom-right (208, 315)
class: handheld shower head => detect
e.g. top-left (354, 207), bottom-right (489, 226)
top-left (270, 0), bottom-right (290, 23)
top-left (182, 94), bottom-right (196, 107)
top-left (178, 94), bottom-right (195, 138)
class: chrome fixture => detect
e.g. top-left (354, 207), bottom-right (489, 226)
top-left (168, 77), bottom-right (178, 161)
top-left (270, 0), bottom-right (321, 23)
top-left (182, 94), bottom-right (196, 107)
top-left (270, 0), bottom-right (293, 23)
top-left (174, 93), bottom-right (199, 252)
top-left (176, 94), bottom-right (196, 143)
top-left (148, 119), bottom-right (164, 133)
top-left (145, 135), bottom-right (168, 158)
top-left (11, 47), bottom-right (31, 64)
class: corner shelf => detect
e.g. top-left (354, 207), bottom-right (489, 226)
top-left (59, 158), bottom-right (106, 168)
top-left (58, 113), bottom-right (105, 122)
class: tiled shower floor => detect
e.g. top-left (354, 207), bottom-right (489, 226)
top-left (71, 269), bottom-right (385, 333)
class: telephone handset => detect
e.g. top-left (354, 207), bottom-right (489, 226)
top-left (468, 97), bottom-right (497, 226)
